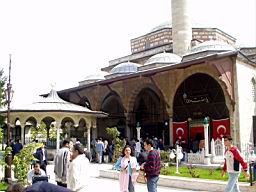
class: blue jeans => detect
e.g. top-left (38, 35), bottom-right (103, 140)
top-left (97, 151), bottom-right (102, 163)
top-left (225, 172), bottom-right (240, 192)
top-left (128, 175), bottom-right (134, 192)
top-left (147, 176), bottom-right (159, 192)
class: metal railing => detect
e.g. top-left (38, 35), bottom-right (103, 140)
top-left (249, 162), bottom-right (256, 186)
top-left (25, 137), bottom-right (57, 148)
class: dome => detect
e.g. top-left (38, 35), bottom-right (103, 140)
top-left (83, 71), bottom-right (109, 81)
top-left (150, 20), bottom-right (209, 33)
top-left (145, 52), bottom-right (182, 65)
top-left (110, 62), bottom-right (141, 74)
top-left (191, 40), bottom-right (236, 53)
top-left (150, 21), bottom-right (172, 32)
top-left (79, 71), bottom-right (109, 86)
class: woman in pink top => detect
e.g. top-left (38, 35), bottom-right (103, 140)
top-left (119, 145), bottom-right (137, 192)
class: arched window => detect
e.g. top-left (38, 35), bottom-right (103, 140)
top-left (79, 97), bottom-right (91, 110)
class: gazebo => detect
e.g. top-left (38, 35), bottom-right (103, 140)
top-left (0, 89), bottom-right (107, 151)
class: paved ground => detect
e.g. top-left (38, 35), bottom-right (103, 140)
top-left (47, 162), bottom-right (199, 192)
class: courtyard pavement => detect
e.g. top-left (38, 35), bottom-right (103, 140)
top-left (46, 162), bottom-right (198, 192)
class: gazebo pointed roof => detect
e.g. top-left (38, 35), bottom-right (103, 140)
top-left (0, 89), bottom-right (107, 117)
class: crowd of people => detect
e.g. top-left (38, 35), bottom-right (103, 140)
top-left (6, 135), bottom-right (250, 192)
top-left (89, 136), bottom-right (165, 165)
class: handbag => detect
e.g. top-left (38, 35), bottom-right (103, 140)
top-left (136, 169), bottom-right (146, 184)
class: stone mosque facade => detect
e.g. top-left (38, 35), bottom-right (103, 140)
top-left (57, 0), bottom-right (256, 151)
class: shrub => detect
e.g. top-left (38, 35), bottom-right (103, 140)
top-left (187, 164), bottom-right (200, 178)
top-left (12, 142), bottom-right (41, 184)
top-left (106, 127), bottom-right (125, 163)
top-left (160, 151), bottom-right (170, 162)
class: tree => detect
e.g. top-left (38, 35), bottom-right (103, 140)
top-left (31, 122), bottom-right (47, 141)
top-left (0, 68), bottom-right (6, 143)
top-left (49, 123), bottom-right (57, 139)
top-left (106, 127), bottom-right (125, 163)
top-left (12, 142), bottom-right (41, 184)
top-left (0, 68), bottom-right (6, 107)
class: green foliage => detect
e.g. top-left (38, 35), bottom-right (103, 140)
top-left (161, 162), bottom-right (172, 175)
top-left (0, 118), bottom-right (4, 142)
top-left (0, 146), bottom-right (12, 167)
top-left (12, 142), bottom-right (41, 184)
top-left (208, 168), bottom-right (215, 176)
top-left (106, 127), bottom-right (125, 163)
top-left (160, 165), bottom-right (248, 182)
top-left (187, 165), bottom-right (200, 178)
top-left (160, 151), bottom-right (170, 163)
top-left (0, 69), bottom-right (6, 143)
top-left (0, 182), bottom-right (8, 191)
top-left (31, 122), bottom-right (47, 141)
top-left (49, 124), bottom-right (57, 139)
top-left (0, 68), bottom-right (7, 107)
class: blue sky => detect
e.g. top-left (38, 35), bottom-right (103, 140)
top-left (0, 0), bottom-right (255, 106)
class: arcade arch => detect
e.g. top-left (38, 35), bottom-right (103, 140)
top-left (98, 92), bottom-right (126, 138)
top-left (131, 87), bottom-right (169, 143)
top-left (172, 73), bottom-right (230, 148)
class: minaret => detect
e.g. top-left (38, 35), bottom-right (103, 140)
top-left (171, 0), bottom-right (192, 56)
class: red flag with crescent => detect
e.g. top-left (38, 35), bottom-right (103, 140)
top-left (173, 121), bottom-right (188, 145)
top-left (212, 118), bottom-right (230, 139)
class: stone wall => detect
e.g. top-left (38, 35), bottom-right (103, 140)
top-left (130, 28), bottom-right (236, 54)
top-left (236, 59), bottom-right (256, 149)
top-left (131, 29), bottom-right (172, 53)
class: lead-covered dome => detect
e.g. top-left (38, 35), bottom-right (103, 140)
top-left (139, 52), bottom-right (182, 72)
top-left (145, 52), bottom-right (182, 65)
top-left (150, 20), bottom-right (209, 33)
top-left (105, 62), bottom-right (141, 79)
top-left (191, 40), bottom-right (236, 53)
top-left (79, 71), bottom-right (109, 86)
top-left (110, 62), bottom-right (141, 74)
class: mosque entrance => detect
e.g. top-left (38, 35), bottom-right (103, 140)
top-left (133, 88), bottom-right (169, 143)
top-left (173, 73), bottom-right (229, 149)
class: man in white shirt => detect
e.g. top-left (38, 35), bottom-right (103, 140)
top-left (67, 144), bottom-right (89, 192)
top-left (27, 162), bottom-right (46, 185)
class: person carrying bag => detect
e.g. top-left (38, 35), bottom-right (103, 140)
top-left (136, 169), bottom-right (146, 184)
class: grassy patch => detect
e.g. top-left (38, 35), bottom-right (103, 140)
top-left (161, 165), bottom-right (248, 182)
top-left (0, 182), bottom-right (8, 191)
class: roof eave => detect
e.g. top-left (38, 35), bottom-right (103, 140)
top-left (0, 110), bottom-right (108, 117)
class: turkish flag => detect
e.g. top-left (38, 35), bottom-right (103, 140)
top-left (212, 118), bottom-right (230, 139)
top-left (173, 121), bottom-right (188, 145)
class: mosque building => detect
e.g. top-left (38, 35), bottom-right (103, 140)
top-left (57, 0), bottom-right (256, 150)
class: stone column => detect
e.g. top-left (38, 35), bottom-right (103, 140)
top-left (125, 118), bottom-right (130, 140)
top-left (87, 126), bottom-right (91, 152)
top-left (204, 123), bottom-right (209, 156)
top-left (55, 122), bottom-right (61, 151)
top-left (203, 119), bottom-right (211, 164)
top-left (169, 117), bottom-right (173, 146)
top-left (136, 123), bottom-right (141, 141)
top-left (20, 122), bottom-right (25, 145)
